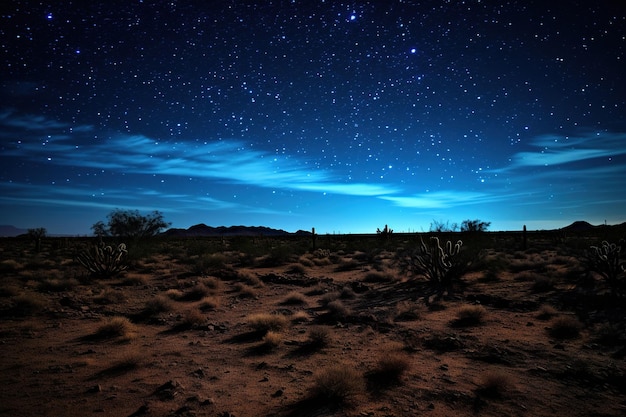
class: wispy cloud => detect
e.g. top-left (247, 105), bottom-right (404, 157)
top-left (494, 131), bottom-right (626, 172)
top-left (0, 109), bottom-right (93, 132)
top-left (3, 114), bottom-right (399, 197)
top-left (379, 190), bottom-right (504, 209)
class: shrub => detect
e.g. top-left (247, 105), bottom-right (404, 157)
top-left (326, 300), bottom-right (349, 320)
top-left (38, 277), bottom-right (79, 292)
top-left (281, 291), bottom-right (307, 305)
top-left (453, 305), bottom-right (486, 326)
top-left (311, 364), bottom-right (365, 404)
top-left (307, 326), bottom-right (332, 348)
top-left (182, 283), bottom-right (211, 301)
top-left (198, 296), bottom-right (220, 311)
top-left (143, 296), bottom-right (174, 316)
top-left (531, 275), bottom-right (555, 293)
top-left (319, 291), bottom-right (340, 307)
top-left (234, 283), bottom-right (257, 298)
top-left (247, 313), bottom-right (289, 333)
top-left (286, 263), bottom-right (307, 275)
top-left (549, 316), bottom-right (582, 339)
top-left (368, 352), bottom-right (411, 388)
top-left (93, 289), bottom-right (127, 304)
top-left (94, 317), bottom-right (135, 339)
top-left (11, 293), bottom-right (47, 315)
top-left (262, 331), bottom-right (282, 349)
top-left (394, 301), bottom-right (421, 322)
top-left (179, 309), bottom-right (206, 329)
top-left (477, 370), bottom-right (513, 398)
top-left (536, 304), bottom-right (558, 320)
top-left (291, 311), bottom-right (309, 323)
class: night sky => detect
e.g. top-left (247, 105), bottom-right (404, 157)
top-left (2, 1), bottom-right (625, 235)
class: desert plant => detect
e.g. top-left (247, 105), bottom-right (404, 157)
top-left (11, 293), bottom-right (47, 315)
top-left (549, 316), bottom-right (582, 339)
top-left (411, 236), bottom-right (463, 295)
top-left (376, 224), bottom-right (393, 239)
top-left (536, 304), bottom-right (558, 320)
top-left (477, 370), bottom-right (513, 398)
top-left (307, 325), bottom-right (332, 348)
top-left (367, 352), bottom-right (411, 388)
top-left (461, 219), bottom-right (491, 232)
top-left (198, 295), bottom-right (220, 311)
top-left (247, 313), bottom-right (289, 333)
top-left (587, 240), bottom-right (625, 297)
top-left (76, 241), bottom-right (128, 278)
top-left (142, 296), bottom-right (174, 316)
top-left (94, 317), bottom-right (135, 339)
top-left (291, 310), bottom-right (309, 323)
top-left (92, 209), bottom-right (169, 240)
top-left (326, 300), bottom-right (349, 319)
top-left (311, 363), bottom-right (365, 404)
top-left (261, 331), bottom-right (282, 349)
top-left (453, 305), bottom-right (486, 326)
top-left (27, 227), bottom-right (46, 252)
top-left (178, 309), bottom-right (206, 329)
top-left (281, 291), bottom-right (307, 305)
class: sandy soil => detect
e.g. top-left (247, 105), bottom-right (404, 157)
top-left (0, 236), bottom-right (625, 417)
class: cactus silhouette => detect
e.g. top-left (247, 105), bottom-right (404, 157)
top-left (412, 236), bottom-right (463, 296)
top-left (76, 241), bottom-right (128, 278)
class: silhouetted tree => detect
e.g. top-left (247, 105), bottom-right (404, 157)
top-left (460, 219), bottom-right (491, 233)
top-left (27, 227), bottom-right (47, 252)
top-left (92, 210), bottom-right (170, 240)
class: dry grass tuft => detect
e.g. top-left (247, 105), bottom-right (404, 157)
top-left (291, 310), bottom-right (309, 323)
top-left (38, 277), bottom-right (79, 292)
top-left (165, 288), bottom-right (184, 300)
top-left (198, 295), bottom-right (220, 311)
top-left (393, 301), bottom-right (421, 322)
top-left (281, 291), bottom-right (307, 305)
top-left (247, 313), bottom-right (289, 333)
top-left (179, 308), bottom-right (206, 329)
top-left (11, 293), bottom-right (47, 315)
top-left (234, 283), bottom-right (258, 298)
top-left (536, 304), bottom-right (558, 320)
top-left (477, 370), bottom-right (514, 398)
top-left (326, 300), bottom-right (350, 320)
top-left (367, 352), bottom-right (411, 388)
top-left (549, 316), bottom-right (582, 339)
top-left (310, 363), bottom-right (365, 404)
top-left (307, 325), bottom-right (332, 348)
top-left (94, 317), bottom-right (135, 340)
top-left (143, 295), bottom-right (174, 316)
top-left (93, 289), bottom-right (126, 305)
top-left (453, 304), bottom-right (487, 326)
top-left (182, 283), bottom-right (212, 301)
top-left (261, 331), bottom-right (282, 349)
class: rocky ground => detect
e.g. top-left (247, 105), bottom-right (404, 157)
top-left (0, 235), bottom-right (625, 416)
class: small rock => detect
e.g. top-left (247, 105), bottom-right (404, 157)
top-left (86, 384), bottom-right (101, 393)
top-left (271, 389), bottom-right (283, 398)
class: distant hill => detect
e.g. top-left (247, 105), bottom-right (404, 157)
top-left (560, 221), bottom-right (599, 232)
top-left (162, 224), bottom-right (311, 237)
top-left (0, 225), bottom-right (27, 237)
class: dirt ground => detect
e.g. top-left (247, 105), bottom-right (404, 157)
top-left (0, 235), bottom-right (625, 417)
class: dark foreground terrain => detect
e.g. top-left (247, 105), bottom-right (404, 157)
top-left (1, 229), bottom-right (625, 416)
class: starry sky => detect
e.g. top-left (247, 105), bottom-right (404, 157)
top-left (1, 1), bottom-right (625, 235)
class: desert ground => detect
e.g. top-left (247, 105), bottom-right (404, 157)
top-left (0, 230), bottom-right (625, 417)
